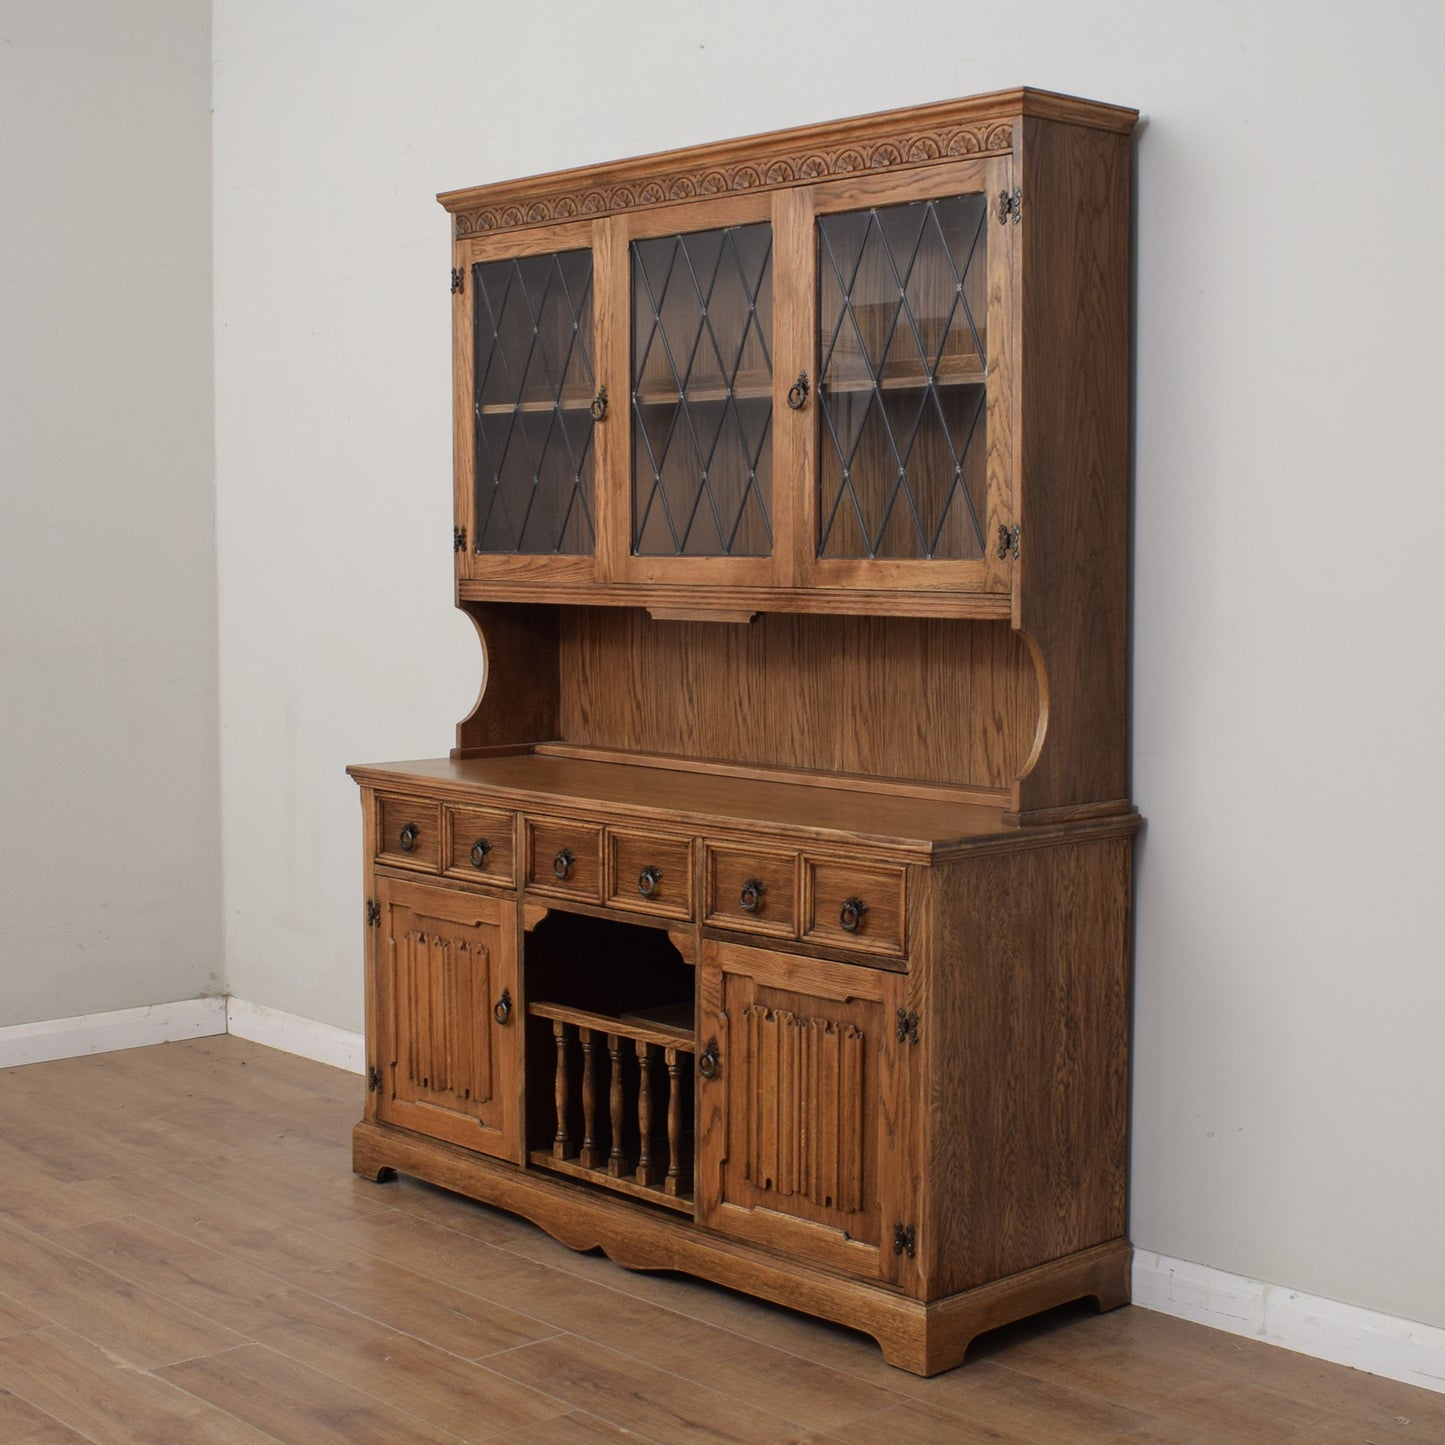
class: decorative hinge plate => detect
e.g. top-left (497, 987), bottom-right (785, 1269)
top-left (895, 1008), bottom-right (920, 1046)
top-left (451, 266), bottom-right (465, 294)
top-left (365, 899), bottom-right (380, 927)
top-left (367, 1066), bottom-right (382, 1092)
top-left (996, 187), bottom-right (1022, 224)
top-left (453, 526), bottom-right (467, 553)
top-left (893, 1222), bottom-right (917, 1258)
top-left (997, 523), bottom-right (1021, 561)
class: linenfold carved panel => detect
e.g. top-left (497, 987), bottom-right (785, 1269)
top-left (394, 929), bottom-right (494, 1111)
top-left (740, 1004), bottom-right (866, 1215)
top-left (453, 124), bottom-right (1013, 236)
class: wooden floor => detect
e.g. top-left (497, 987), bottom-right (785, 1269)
top-left (0, 1040), bottom-right (1438, 1444)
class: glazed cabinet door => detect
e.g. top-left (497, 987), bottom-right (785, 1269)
top-left (615, 192), bottom-right (790, 589)
top-left (372, 875), bottom-right (521, 1161)
top-left (453, 218), bottom-right (616, 587)
top-left (696, 938), bottom-right (918, 1285)
top-left (796, 155), bottom-right (1016, 596)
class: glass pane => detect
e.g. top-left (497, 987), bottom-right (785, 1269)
top-left (817, 194), bottom-right (988, 560)
top-left (472, 249), bottom-right (596, 554)
top-left (632, 223), bottom-right (773, 557)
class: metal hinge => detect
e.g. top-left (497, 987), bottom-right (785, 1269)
top-left (997, 523), bottom-right (1021, 561)
top-left (893, 1222), bottom-right (917, 1259)
top-left (451, 267), bottom-right (465, 294)
top-left (895, 1008), bottom-right (920, 1046)
top-left (367, 1066), bottom-right (382, 1092)
top-left (365, 899), bottom-right (380, 927)
top-left (996, 187), bottom-right (1022, 224)
top-left (453, 526), bottom-right (467, 553)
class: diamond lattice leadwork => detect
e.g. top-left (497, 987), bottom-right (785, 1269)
top-left (817, 195), bottom-right (989, 560)
top-left (473, 249), bottom-right (596, 554)
top-left (632, 223), bottom-right (774, 556)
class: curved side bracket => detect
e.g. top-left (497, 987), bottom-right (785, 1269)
top-left (453, 600), bottom-right (560, 758)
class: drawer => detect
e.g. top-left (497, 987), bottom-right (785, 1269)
top-left (524, 815), bottom-right (603, 901)
top-left (704, 844), bottom-right (798, 938)
top-left (375, 794), bottom-right (441, 872)
top-left (443, 804), bottom-right (517, 888)
top-left (606, 829), bottom-right (694, 920)
top-left (803, 858), bottom-right (906, 958)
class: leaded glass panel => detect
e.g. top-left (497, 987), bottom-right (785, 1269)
top-left (632, 223), bottom-right (774, 557)
top-left (473, 249), bottom-right (596, 554)
top-left (817, 195), bottom-right (989, 560)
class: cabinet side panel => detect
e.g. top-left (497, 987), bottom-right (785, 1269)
top-left (558, 608), bottom-right (1037, 790)
top-left (454, 601), bottom-right (561, 755)
top-left (1014, 120), bottom-right (1132, 816)
top-left (927, 836), bottom-right (1131, 1295)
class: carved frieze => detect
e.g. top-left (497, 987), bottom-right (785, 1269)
top-left (453, 122), bottom-right (1013, 236)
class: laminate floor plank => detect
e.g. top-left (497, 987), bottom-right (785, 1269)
top-left (483, 1334), bottom-right (816, 1444)
top-left (0, 1328), bottom-right (282, 1445)
top-left (822, 1396), bottom-right (1043, 1443)
top-left (157, 1343), bottom-right (466, 1445)
top-left (43, 1214), bottom-right (322, 1337)
top-left (241, 1291), bottom-right (572, 1441)
top-left (0, 1217), bottom-right (246, 1370)
top-left (1, 1038), bottom-right (1440, 1445)
top-left (289, 1255), bottom-right (564, 1358)
top-left (0, 1386), bottom-right (92, 1444)
top-left (494, 1411), bottom-right (666, 1442)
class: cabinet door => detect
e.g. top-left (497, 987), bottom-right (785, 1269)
top-left (613, 192), bottom-right (790, 588)
top-left (794, 155), bottom-right (1016, 595)
top-left (454, 218), bottom-right (615, 587)
top-left (696, 939), bottom-right (917, 1284)
top-left (373, 876), bottom-right (520, 1161)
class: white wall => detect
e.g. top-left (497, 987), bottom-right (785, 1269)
top-left (0, 0), bottom-right (219, 1025)
top-left (211, 0), bottom-right (1445, 1335)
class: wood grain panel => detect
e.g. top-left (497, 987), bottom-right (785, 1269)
top-left (1011, 118), bottom-right (1133, 819)
top-left (925, 834), bottom-right (1132, 1295)
top-left (558, 608), bottom-right (1038, 790)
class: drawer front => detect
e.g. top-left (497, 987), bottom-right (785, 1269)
top-left (524, 816), bottom-right (603, 901)
top-left (704, 844), bottom-right (798, 938)
top-left (606, 830), bottom-right (694, 920)
top-left (803, 859), bottom-right (906, 958)
top-left (375, 794), bottom-right (441, 872)
top-left (443, 805), bottom-right (517, 888)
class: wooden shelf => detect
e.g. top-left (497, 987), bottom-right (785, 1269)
top-left (821, 356), bottom-right (987, 394)
top-left (633, 373), bottom-right (772, 407)
top-left (477, 392), bottom-right (594, 417)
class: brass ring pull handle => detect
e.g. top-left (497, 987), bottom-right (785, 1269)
top-left (493, 988), bottom-right (512, 1026)
top-left (552, 848), bottom-right (575, 880)
top-left (398, 823), bottom-right (419, 853)
top-left (840, 896), bottom-right (869, 933)
top-left (590, 387), bottom-right (608, 420)
top-left (637, 865), bottom-right (662, 897)
top-left (469, 838), bottom-right (491, 869)
top-left (698, 1039), bottom-right (720, 1080)
top-left (739, 878), bottom-right (766, 914)
top-left (786, 371), bottom-right (810, 410)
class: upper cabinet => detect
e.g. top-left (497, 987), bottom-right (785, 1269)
top-left (443, 89), bottom-right (1133, 622)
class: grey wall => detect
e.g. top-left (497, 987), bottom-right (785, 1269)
top-left (0, 1), bottom-right (220, 1023)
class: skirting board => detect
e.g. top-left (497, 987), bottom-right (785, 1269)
top-left (224, 997), bottom-right (364, 1074)
top-left (0, 997), bottom-right (227, 1068)
top-left (1134, 1250), bottom-right (1445, 1396)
